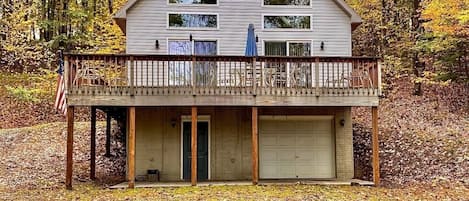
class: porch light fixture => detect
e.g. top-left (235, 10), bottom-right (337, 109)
top-left (189, 34), bottom-right (193, 41)
top-left (256, 35), bottom-right (259, 43)
top-left (340, 118), bottom-right (345, 127)
top-left (320, 41), bottom-right (325, 51)
top-left (155, 40), bottom-right (160, 49)
top-left (170, 118), bottom-right (177, 128)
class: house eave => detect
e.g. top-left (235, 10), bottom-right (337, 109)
top-left (113, 0), bottom-right (363, 33)
top-left (113, 17), bottom-right (127, 35)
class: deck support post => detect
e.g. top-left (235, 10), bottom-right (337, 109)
top-left (372, 106), bottom-right (380, 186)
top-left (191, 106), bottom-right (198, 186)
top-left (90, 106), bottom-right (96, 180)
top-left (251, 107), bottom-right (259, 185)
top-left (105, 113), bottom-right (111, 157)
top-left (66, 106), bottom-right (75, 190)
top-left (128, 107), bottom-right (136, 188)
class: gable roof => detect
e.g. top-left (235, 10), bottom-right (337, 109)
top-left (113, 0), bottom-right (362, 34)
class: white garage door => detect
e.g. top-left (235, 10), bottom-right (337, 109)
top-left (259, 117), bottom-right (335, 179)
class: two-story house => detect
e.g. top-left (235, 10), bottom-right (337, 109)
top-left (63, 0), bottom-right (381, 189)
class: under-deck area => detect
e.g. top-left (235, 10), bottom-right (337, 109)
top-left (64, 106), bottom-right (381, 190)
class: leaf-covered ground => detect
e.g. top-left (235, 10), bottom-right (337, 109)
top-left (0, 73), bottom-right (105, 129)
top-left (352, 77), bottom-right (469, 187)
top-left (0, 122), bottom-right (126, 191)
top-left (2, 183), bottom-right (469, 201)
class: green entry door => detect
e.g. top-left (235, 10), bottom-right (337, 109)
top-left (183, 121), bottom-right (209, 181)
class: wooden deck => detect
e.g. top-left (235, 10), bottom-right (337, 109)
top-left (64, 54), bottom-right (381, 106)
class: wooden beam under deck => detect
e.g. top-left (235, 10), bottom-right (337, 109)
top-left (372, 106), bottom-right (380, 186)
top-left (68, 95), bottom-right (379, 107)
top-left (128, 107), bottom-right (136, 188)
top-left (90, 107), bottom-right (96, 180)
top-left (191, 106), bottom-right (198, 186)
top-left (66, 106), bottom-right (74, 190)
top-left (251, 107), bottom-right (259, 185)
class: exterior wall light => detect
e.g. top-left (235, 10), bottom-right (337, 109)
top-left (189, 34), bottom-right (193, 41)
top-left (171, 118), bottom-right (177, 128)
top-left (155, 40), bottom-right (160, 49)
top-left (340, 118), bottom-right (345, 126)
top-left (320, 41), bottom-right (325, 51)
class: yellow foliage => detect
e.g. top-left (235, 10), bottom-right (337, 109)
top-left (422, 0), bottom-right (469, 37)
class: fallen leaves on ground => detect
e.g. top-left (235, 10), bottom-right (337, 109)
top-left (353, 77), bottom-right (469, 187)
top-left (0, 122), bottom-right (125, 191)
top-left (2, 183), bottom-right (469, 201)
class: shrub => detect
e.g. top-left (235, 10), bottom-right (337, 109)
top-left (5, 85), bottom-right (41, 103)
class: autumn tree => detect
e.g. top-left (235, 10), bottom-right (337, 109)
top-left (421, 0), bottom-right (469, 80)
top-left (0, 0), bottom-right (126, 72)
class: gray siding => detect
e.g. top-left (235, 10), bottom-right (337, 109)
top-left (126, 0), bottom-right (352, 56)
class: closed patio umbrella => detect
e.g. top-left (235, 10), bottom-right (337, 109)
top-left (243, 24), bottom-right (258, 87)
top-left (245, 24), bottom-right (258, 57)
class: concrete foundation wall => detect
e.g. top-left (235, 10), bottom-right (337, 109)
top-left (132, 106), bottom-right (353, 181)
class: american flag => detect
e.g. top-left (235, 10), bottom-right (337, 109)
top-left (54, 51), bottom-right (67, 116)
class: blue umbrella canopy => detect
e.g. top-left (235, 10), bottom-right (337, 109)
top-left (245, 24), bottom-right (258, 57)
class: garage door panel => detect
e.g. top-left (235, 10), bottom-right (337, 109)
top-left (294, 122), bottom-right (314, 130)
top-left (278, 136), bottom-right (296, 146)
top-left (260, 150), bottom-right (277, 161)
top-left (260, 136), bottom-right (277, 146)
top-left (313, 121), bottom-right (332, 131)
top-left (278, 165), bottom-right (296, 178)
top-left (296, 165), bottom-right (315, 178)
top-left (314, 137), bottom-right (332, 146)
top-left (315, 150), bottom-right (334, 164)
top-left (296, 136), bottom-right (314, 146)
top-left (278, 150), bottom-right (296, 161)
top-left (260, 119), bottom-right (335, 179)
top-left (260, 165), bottom-right (277, 178)
top-left (296, 151), bottom-right (314, 162)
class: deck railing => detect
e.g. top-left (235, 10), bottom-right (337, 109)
top-left (65, 54), bottom-right (381, 97)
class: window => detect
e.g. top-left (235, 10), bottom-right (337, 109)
top-left (168, 13), bottom-right (218, 28)
top-left (169, 0), bottom-right (217, 4)
top-left (263, 0), bottom-right (310, 6)
top-left (264, 15), bottom-right (311, 29)
top-left (264, 41), bottom-right (311, 56)
top-left (264, 41), bottom-right (312, 87)
top-left (168, 40), bottom-right (218, 86)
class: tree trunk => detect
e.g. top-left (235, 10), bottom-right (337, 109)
top-left (108, 0), bottom-right (113, 14)
top-left (411, 0), bottom-right (424, 96)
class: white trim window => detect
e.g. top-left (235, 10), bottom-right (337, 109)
top-left (264, 41), bottom-right (312, 56)
top-left (263, 0), bottom-right (311, 6)
top-left (167, 40), bottom-right (218, 86)
top-left (168, 13), bottom-right (218, 29)
top-left (169, 0), bottom-right (217, 5)
top-left (263, 15), bottom-right (312, 30)
top-left (264, 40), bottom-right (313, 87)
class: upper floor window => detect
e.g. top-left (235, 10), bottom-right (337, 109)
top-left (169, 0), bottom-right (217, 4)
top-left (263, 0), bottom-right (311, 6)
top-left (168, 13), bottom-right (218, 29)
top-left (263, 15), bottom-right (311, 30)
